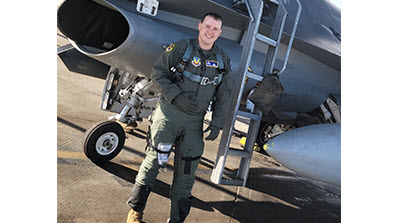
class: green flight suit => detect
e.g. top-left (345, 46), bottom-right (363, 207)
top-left (127, 38), bottom-right (233, 223)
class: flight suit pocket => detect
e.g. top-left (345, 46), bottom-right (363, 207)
top-left (175, 126), bottom-right (204, 175)
top-left (176, 75), bottom-right (199, 99)
top-left (196, 84), bottom-right (217, 111)
top-left (181, 155), bottom-right (201, 175)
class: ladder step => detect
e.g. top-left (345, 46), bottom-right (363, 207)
top-left (220, 178), bottom-right (244, 186)
top-left (256, 33), bottom-right (277, 47)
top-left (227, 148), bottom-right (251, 158)
top-left (211, 0), bottom-right (294, 186)
top-left (236, 110), bottom-right (261, 120)
top-left (246, 71), bottom-right (263, 81)
top-left (57, 43), bottom-right (74, 54)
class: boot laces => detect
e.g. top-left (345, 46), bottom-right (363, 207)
top-left (132, 210), bottom-right (143, 221)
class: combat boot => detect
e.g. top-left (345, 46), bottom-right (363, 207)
top-left (126, 209), bottom-right (143, 223)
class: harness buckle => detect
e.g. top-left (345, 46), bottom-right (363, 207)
top-left (212, 77), bottom-right (219, 85)
top-left (180, 60), bottom-right (188, 66)
top-left (200, 76), bottom-right (219, 85)
top-left (200, 77), bottom-right (209, 85)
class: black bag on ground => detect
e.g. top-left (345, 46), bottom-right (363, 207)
top-left (248, 73), bottom-right (283, 115)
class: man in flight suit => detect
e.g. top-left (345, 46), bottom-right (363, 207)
top-left (126, 12), bottom-right (233, 223)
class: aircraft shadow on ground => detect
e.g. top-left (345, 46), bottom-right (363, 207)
top-left (95, 159), bottom-right (340, 223)
top-left (58, 49), bottom-right (110, 79)
top-left (96, 161), bottom-right (171, 199)
top-left (241, 167), bottom-right (341, 222)
top-left (57, 117), bottom-right (86, 133)
top-left (127, 129), bottom-right (147, 139)
top-left (191, 167), bottom-right (340, 222)
top-left (57, 118), bottom-right (340, 222)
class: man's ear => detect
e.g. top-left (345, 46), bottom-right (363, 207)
top-left (198, 22), bottom-right (202, 31)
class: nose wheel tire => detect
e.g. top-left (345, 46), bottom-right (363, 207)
top-left (83, 120), bottom-right (125, 163)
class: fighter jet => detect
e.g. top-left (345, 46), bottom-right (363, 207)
top-left (57, 0), bottom-right (341, 185)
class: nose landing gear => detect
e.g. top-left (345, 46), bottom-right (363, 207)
top-left (83, 120), bottom-right (125, 163)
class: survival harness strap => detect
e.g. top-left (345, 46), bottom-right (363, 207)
top-left (171, 39), bottom-right (227, 85)
top-left (145, 126), bottom-right (201, 163)
top-left (145, 126), bottom-right (170, 154)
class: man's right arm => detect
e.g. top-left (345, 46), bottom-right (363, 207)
top-left (150, 40), bottom-right (187, 104)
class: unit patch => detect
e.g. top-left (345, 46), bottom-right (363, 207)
top-left (166, 43), bottom-right (175, 52)
top-left (191, 57), bottom-right (201, 67)
top-left (205, 60), bottom-right (219, 68)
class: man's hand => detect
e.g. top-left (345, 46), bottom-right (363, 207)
top-left (204, 125), bottom-right (221, 141)
top-left (172, 94), bottom-right (198, 113)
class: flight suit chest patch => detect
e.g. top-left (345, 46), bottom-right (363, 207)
top-left (205, 60), bottom-right (219, 68)
top-left (191, 57), bottom-right (201, 67)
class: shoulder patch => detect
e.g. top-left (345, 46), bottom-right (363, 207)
top-left (191, 57), bottom-right (201, 67)
top-left (165, 43), bottom-right (175, 52)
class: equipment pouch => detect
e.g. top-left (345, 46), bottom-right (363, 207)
top-left (248, 73), bottom-right (283, 115)
top-left (157, 143), bottom-right (173, 166)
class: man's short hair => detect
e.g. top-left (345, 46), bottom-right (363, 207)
top-left (201, 12), bottom-right (223, 28)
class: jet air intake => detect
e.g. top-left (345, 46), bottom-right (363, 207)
top-left (57, 0), bottom-right (202, 78)
top-left (58, 0), bottom-right (154, 77)
top-left (57, 0), bottom-right (129, 53)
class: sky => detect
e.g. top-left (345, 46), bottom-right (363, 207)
top-left (329, 0), bottom-right (341, 8)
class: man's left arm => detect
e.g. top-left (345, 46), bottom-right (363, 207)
top-left (210, 55), bottom-right (234, 130)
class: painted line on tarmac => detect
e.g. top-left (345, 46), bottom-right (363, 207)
top-left (57, 150), bottom-right (88, 160)
top-left (57, 150), bottom-right (212, 170)
top-left (57, 150), bottom-right (143, 171)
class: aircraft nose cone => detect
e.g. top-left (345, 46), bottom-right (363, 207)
top-left (266, 123), bottom-right (341, 185)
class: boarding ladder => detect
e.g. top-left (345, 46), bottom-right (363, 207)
top-left (211, 0), bottom-right (302, 186)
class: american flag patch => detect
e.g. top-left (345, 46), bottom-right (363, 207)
top-left (205, 60), bottom-right (219, 68)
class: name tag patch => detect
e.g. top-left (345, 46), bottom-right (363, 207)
top-left (205, 60), bottom-right (219, 68)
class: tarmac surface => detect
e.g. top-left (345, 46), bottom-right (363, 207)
top-left (57, 30), bottom-right (340, 223)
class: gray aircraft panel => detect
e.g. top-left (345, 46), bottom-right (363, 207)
top-left (57, 0), bottom-right (340, 119)
top-left (134, 0), bottom-right (341, 71)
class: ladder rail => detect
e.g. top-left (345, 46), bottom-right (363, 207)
top-left (245, 0), bottom-right (255, 22)
top-left (236, 107), bottom-right (262, 181)
top-left (211, 0), bottom-right (301, 186)
top-left (279, 0), bottom-right (302, 75)
top-left (211, 0), bottom-right (265, 185)
top-left (262, 2), bottom-right (288, 75)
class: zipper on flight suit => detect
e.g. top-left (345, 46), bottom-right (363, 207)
top-left (193, 49), bottom-right (207, 100)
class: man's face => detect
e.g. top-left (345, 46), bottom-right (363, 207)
top-left (198, 16), bottom-right (222, 49)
